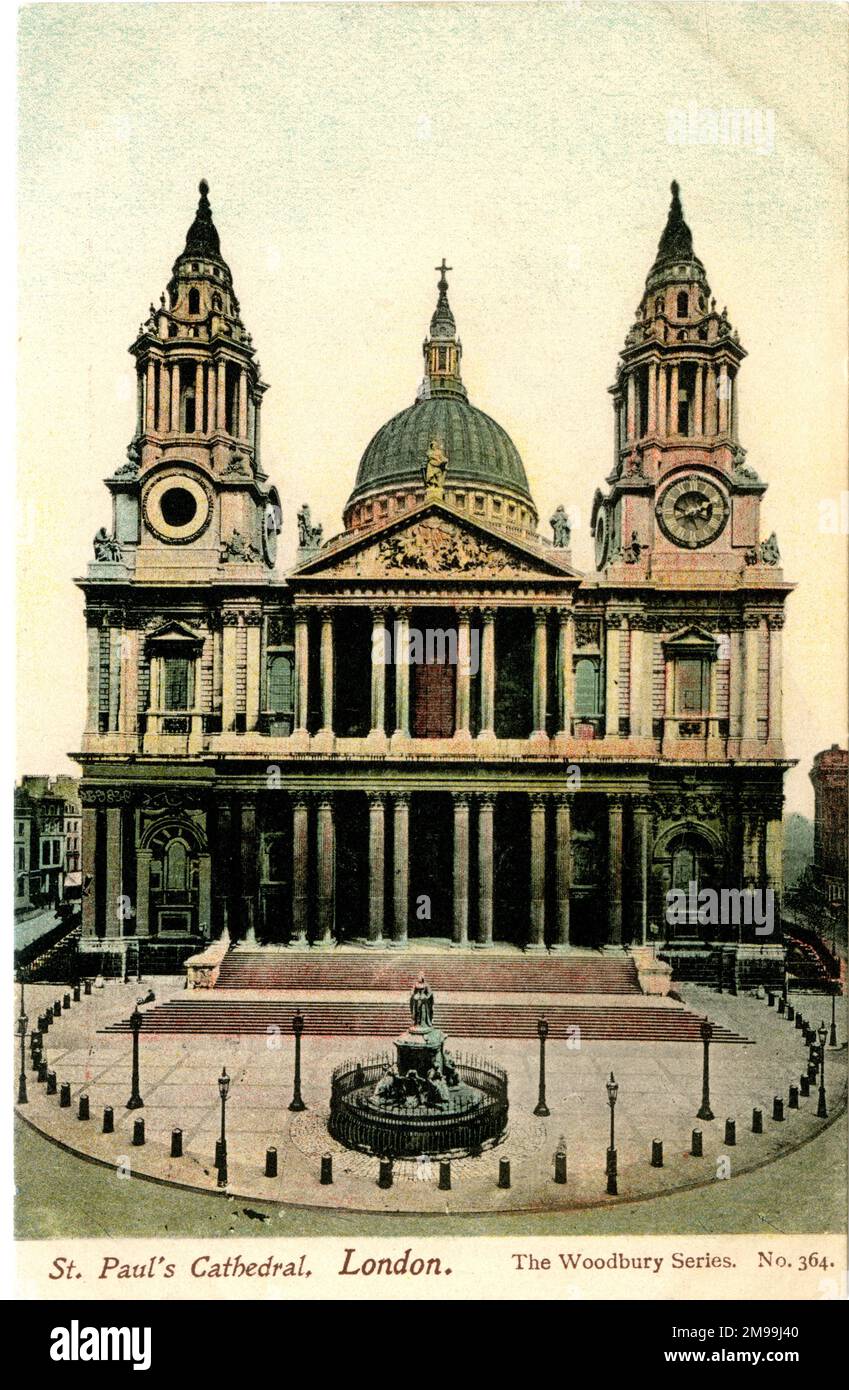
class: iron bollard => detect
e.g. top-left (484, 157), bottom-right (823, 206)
top-left (83, 978), bottom-right (92, 996)
top-left (377, 1157), bottom-right (393, 1189)
top-left (554, 1149), bottom-right (567, 1184)
top-left (214, 1139), bottom-right (225, 1171)
top-left (800, 1075), bottom-right (810, 1098)
top-left (651, 1139), bottom-right (663, 1168)
top-left (78, 1094), bottom-right (89, 1121)
top-left (63, 993), bottom-right (71, 1011)
top-left (777, 997), bottom-right (785, 1015)
top-left (59, 1082), bottom-right (71, 1108)
top-left (171, 1129), bottom-right (183, 1159)
top-left (767, 991), bottom-right (775, 1007)
top-left (102, 1106), bottom-right (114, 1134)
top-left (786, 1005), bottom-right (795, 1023)
top-left (132, 1118), bottom-right (145, 1147)
top-left (54, 999), bottom-right (63, 1016)
top-left (794, 1013), bottom-right (803, 1030)
top-left (724, 1118), bottom-right (736, 1146)
top-left (606, 1147), bottom-right (618, 1195)
top-left (773, 1096), bottom-right (785, 1122)
top-left (45, 1005), bottom-right (53, 1023)
top-left (73, 985), bottom-right (81, 1003)
top-left (264, 1146), bottom-right (278, 1178)
top-left (438, 1160), bottom-right (451, 1191)
top-left (320, 1154), bottom-right (333, 1185)
top-left (752, 1107), bottom-right (763, 1134)
top-left (46, 1071), bottom-right (56, 1096)
top-left (691, 1129), bottom-right (703, 1157)
top-left (498, 1157), bottom-right (511, 1189)
top-left (788, 1085), bottom-right (799, 1110)
top-left (37, 1060), bottom-right (48, 1084)
top-left (808, 1061), bottom-right (819, 1083)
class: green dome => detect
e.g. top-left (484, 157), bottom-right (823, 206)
top-left (347, 395), bottom-right (533, 508)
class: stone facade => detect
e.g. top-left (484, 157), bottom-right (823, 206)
top-left (73, 182), bottom-right (791, 978)
top-left (810, 745), bottom-right (848, 914)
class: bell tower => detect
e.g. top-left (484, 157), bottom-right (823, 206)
top-left (592, 182), bottom-right (776, 579)
top-left (419, 259), bottom-right (466, 400)
top-left (102, 181), bottom-right (280, 580)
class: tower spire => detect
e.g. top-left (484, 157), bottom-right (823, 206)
top-left (422, 259), bottom-right (466, 399)
top-left (182, 179), bottom-right (222, 260)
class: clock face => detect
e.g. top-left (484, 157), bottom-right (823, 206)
top-left (594, 508), bottom-right (609, 568)
top-left (656, 475), bottom-right (729, 549)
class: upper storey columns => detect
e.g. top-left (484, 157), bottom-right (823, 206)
top-left (618, 355), bottom-right (737, 447)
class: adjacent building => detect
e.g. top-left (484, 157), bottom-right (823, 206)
top-left (13, 775), bottom-right (82, 910)
top-left (73, 181), bottom-right (792, 984)
top-left (810, 745), bottom-right (848, 918)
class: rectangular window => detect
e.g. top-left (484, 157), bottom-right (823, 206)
top-left (162, 657), bottom-right (192, 710)
top-left (676, 658), bottom-right (708, 714)
top-left (574, 658), bottom-right (600, 717)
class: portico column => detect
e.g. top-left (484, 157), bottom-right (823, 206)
top-left (119, 626), bottom-right (139, 735)
top-left (135, 848), bottom-right (151, 937)
top-left (529, 794), bottom-right (547, 950)
top-left (195, 361), bottom-right (205, 434)
top-left (554, 793), bottom-right (572, 949)
top-left (198, 853), bottom-right (212, 940)
top-left (370, 607), bottom-right (387, 735)
top-left (316, 797), bottom-right (336, 945)
top-left (293, 610), bottom-right (310, 733)
top-left (694, 363), bottom-right (704, 435)
top-left (319, 606), bottom-right (334, 735)
top-left (647, 362), bottom-right (657, 433)
top-left (291, 795), bottom-right (309, 945)
top-left (107, 619), bottom-right (121, 731)
top-left (741, 803), bottom-right (764, 890)
top-left (629, 617), bottom-right (652, 739)
top-left (607, 794), bottom-right (624, 946)
top-left (367, 792), bottom-right (386, 943)
top-left (556, 610), bottom-right (573, 735)
top-left (216, 358), bottom-right (227, 431)
top-left (240, 798), bottom-right (258, 943)
top-left (455, 608), bottom-right (472, 735)
top-left (245, 613), bottom-right (261, 732)
top-left (605, 616), bottom-right (622, 738)
top-left (632, 796), bottom-right (651, 946)
top-left (479, 608), bottom-right (496, 736)
top-left (392, 793), bottom-right (409, 945)
top-left (221, 613), bottom-right (239, 733)
top-left (145, 359), bottom-right (156, 432)
top-left (532, 609), bottom-right (548, 737)
top-left (741, 615), bottom-right (761, 744)
top-left (657, 365), bottom-right (667, 441)
top-left (393, 609), bottom-right (411, 737)
top-left (767, 614), bottom-right (783, 745)
top-left (477, 794), bottom-right (495, 946)
top-left (86, 621), bottom-right (100, 733)
top-left (765, 801), bottom-right (783, 905)
top-left (452, 793), bottom-right (470, 946)
top-left (104, 805), bottom-right (122, 938)
top-left (81, 805), bottom-right (97, 938)
top-left (170, 362), bottom-right (180, 433)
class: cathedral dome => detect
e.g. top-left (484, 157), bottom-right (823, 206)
top-left (344, 264), bottom-right (537, 535)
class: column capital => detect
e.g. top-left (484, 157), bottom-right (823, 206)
top-left (452, 791), bottom-right (471, 808)
top-left (557, 607), bottom-right (573, 628)
top-left (318, 605), bottom-right (335, 624)
top-left (478, 791), bottom-right (497, 809)
top-left (529, 792), bottom-right (548, 809)
top-left (291, 792), bottom-right (312, 810)
top-left (394, 606), bottom-right (412, 621)
top-left (766, 612), bottom-right (785, 631)
top-left (456, 605), bottom-right (473, 622)
top-left (371, 606), bottom-right (389, 623)
top-left (631, 794), bottom-right (654, 816)
top-left (316, 795), bottom-right (335, 812)
top-left (553, 791), bottom-right (575, 809)
top-left (367, 790), bottom-right (388, 808)
top-left (607, 792), bottom-right (626, 810)
top-left (480, 606), bottom-right (496, 624)
top-left (393, 791), bottom-right (411, 808)
top-left (533, 606), bottom-right (549, 625)
top-left (293, 607), bottom-right (310, 626)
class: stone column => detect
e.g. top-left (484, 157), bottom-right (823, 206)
top-left (554, 793), bottom-right (572, 949)
top-left (240, 798), bottom-right (258, 943)
top-left (195, 361), bottom-right (205, 434)
top-left (319, 607), bottom-right (334, 735)
top-left (605, 617), bottom-right (621, 738)
top-left (647, 362), bottom-right (657, 434)
top-left (206, 362), bottom-right (216, 433)
top-left (532, 608), bottom-right (548, 737)
top-left (217, 358), bottom-right (227, 431)
top-left (370, 607), bottom-right (387, 736)
top-left (135, 847), bottom-right (151, 937)
top-left (222, 614), bottom-right (239, 733)
top-left (669, 363), bottom-right (679, 434)
top-left (767, 614), bottom-right (783, 745)
top-left (135, 363), bottom-right (143, 433)
top-left (367, 793), bottom-right (386, 943)
top-left (291, 796), bottom-right (309, 945)
top-left (556, 610), bottom-right (573, 735)
top-left (245, 614), bottom-right (261, 731)
top-left (632, 796), bottom-right (651, 946)
top-left (81, 805), bottom-right (97, 937)
top-left (657, 365), bottom-right (667, 440)
top-left (316, 797), bottom-right (335, 945)
top-left (157, 360), bottom-right (169, 432)
top-left (119, 626), bottom-right (139, 735)
top-left (253, 393), bottom-right (262, 466)
top-left (86, 622), bottom-right (101, 733)
top-left (145, 359), bottom-right (156, 432)
top-left (765, 803), bottom-right (783, 901)
top-left (607, 795), bottom-right (624, 946)
top-left (107, 621), bottom-right (122, 732)
top-left (694, 363), bottom-right (704, 435)
top-left (718, 363), bottom-right (729, 433)
top-left (477, 794), bottom-right (495, 946)
top-left (392, 794), bottom-right (409, 945)
top-left (170, 362), bottom-right (180, 433)
top-left (452, 793), bottom-right (470, 946)
top-left (529, 794), bottom-right (547, 950)
top-left (629, 618), bottom-right (652, 738)
top-left (626, 371), bottom-right (636, 441)
top-left (104, 805), bottom-right (123, 938)
top-left (741, 616), bottom-right (761, 744)
top-left (198, 853), bottom-right (212, 940)
top-left (238, 370), bottom-right (248, 439)
top-left (455, 608), bottom-right (472, 736)
top-left (293, 610), bottom-right (310, 734)
top-left (479, 608), bottom-right (496, 736)
top-left (393, 608), bottom-right (411, 738)
top-left (741, 803), bottom-right (764, 889)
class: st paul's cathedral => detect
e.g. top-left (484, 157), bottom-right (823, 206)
top-left (74, 180), bottom-right (792, 987)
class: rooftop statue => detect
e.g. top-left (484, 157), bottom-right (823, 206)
top-left (423, 438), bottom-right (448, 495)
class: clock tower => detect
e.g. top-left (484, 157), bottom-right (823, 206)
top-left (592, 181), bottom-right (773, 578)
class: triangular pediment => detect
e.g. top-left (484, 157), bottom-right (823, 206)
top-left (290, 501), bottom-right (579, 582)
top-left (663, 624), bottom-right (718, 652)
top-left (145, 620), bottom-right (203, 646)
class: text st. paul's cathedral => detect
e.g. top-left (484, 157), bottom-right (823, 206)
top-left (75, 180), bottom-right (792, 989)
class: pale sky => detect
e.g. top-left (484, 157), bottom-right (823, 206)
top-left (16, 1), bottom-right (848, 815)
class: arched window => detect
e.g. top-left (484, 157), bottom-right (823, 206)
top-left (165, 839), bottom-right (188, 892)
top-left (267, 654), bottom-right (294, 713)
top-left (188, 288), bottom-right (200, 314)
top-left (655, 296), bottom-right (663, 315)
top-left (676, 290), bottom-right (689, 317)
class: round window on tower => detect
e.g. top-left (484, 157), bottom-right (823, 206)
top-left (143, 472), bottom-right (211, 543)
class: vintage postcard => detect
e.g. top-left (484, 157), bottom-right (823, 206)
top-left (11, 0), bottom-right (848, 1320)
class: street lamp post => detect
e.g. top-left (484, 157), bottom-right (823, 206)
top-left (697, 1018), bottom-right (715, 1121)
top-left (606, 1071), bottom-right (619, 1196)
top-left (17, 979), bottom-right (28, 1106)
top-left (126, 1001), bottom-right (145, 1110)
top-left (816, 1021), bottom-right (828, 1119)
top-left (217, 1067), bottom-right (230, 1188)
top-left (288, 1008), bottom-right (306, 1112)
top-left (534, 1016), bottom-right (550, 1117)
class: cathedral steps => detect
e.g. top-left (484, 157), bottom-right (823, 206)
top-left (214, 951), bottom-right (642, 995)
top-left (101, 998), bottom-right (750, 1044)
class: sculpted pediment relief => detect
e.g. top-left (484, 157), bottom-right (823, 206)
top-left (303, 513), bottom-right (563, 580)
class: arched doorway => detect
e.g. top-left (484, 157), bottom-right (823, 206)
top-left (143, 819), bottom-right (208, 937)
top-left (654, 826), bottom-right (720, 939)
